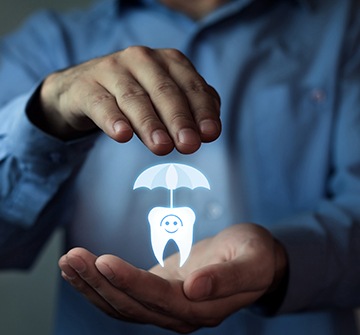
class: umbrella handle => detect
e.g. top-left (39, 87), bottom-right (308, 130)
top-left (170, 189), bottom-right (174, 208)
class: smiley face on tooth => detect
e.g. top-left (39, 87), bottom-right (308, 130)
top-left (161, 214), bottom-right (183, 234)
top-left (148, 207), bottom-right (195, 267)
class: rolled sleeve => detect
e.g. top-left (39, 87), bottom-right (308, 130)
top-left (0, 89), bottom-right (96, 227)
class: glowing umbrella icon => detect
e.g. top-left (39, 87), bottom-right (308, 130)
top-left (133, 163), bottom-right (210, 208)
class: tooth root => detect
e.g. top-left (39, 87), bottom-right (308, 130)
top-left (153, 248), bottom-right (165, 267)
top-left (178, 236), bottom-right (193, 267)
top-left (148, 207), bottom-right (196, 267)
top-left (150, 230), bottom-right (166, 267)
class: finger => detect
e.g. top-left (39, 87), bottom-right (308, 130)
top-left (62, 249), bottom-right (196, 332)
top-left (76, 84), bottom-right (134, 143)
top-left (62, 248), bottom-right (151, 323)
top-left (58, 250), bottom-right (120, 319)
top-left (94, 255), bottom-right (197, 333)
top-left (98, 69), bottom-right (175, 155)
top-left (161, 49), bottom-right (221, 143)
top-left (95, 255), bottom-right (187, 314)
top-left (183, 255), bottom-right (273, 302)
top-left (122, 47), bottom-right (202, 154)
top-left (183, 224), bottom-right (276, 301)
top-left (96, 255), bottom-right (248, 329)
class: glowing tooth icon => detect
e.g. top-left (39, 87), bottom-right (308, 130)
top-left (133, 163), bottom-right (210, 267)
top-left (148, 207), bottom-right (195, 267)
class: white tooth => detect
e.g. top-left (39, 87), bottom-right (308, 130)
top-left (148, 207), bottom-right (196, 267)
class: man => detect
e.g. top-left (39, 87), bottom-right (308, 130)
top-left (0, 0), bottom-right (359, 334)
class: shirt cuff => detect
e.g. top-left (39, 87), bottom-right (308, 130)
top-left (7, 91), bottom-right (97, 170)
top-left (1, 90), bottom-right (97, 227)
top-left (268, 214), bottom-right (327, 314)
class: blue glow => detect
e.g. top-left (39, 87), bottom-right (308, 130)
top-left (133, 163), bottom-right (210, 267)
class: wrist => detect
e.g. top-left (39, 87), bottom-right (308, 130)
top-left (27, 78), bottom-right (92, 141)
top-left (249, 239), bottom-right (289, 315)
top-left (268, 239), bottom-right (289, 294)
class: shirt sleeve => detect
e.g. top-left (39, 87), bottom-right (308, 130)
top-left (0, 10), bottom-right (96, 269)
top-left (0, 88), bottom-right (96, 269)
top-left (268, 3), bottom-right (360, 313)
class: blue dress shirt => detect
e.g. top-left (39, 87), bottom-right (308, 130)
top-left (0, 0), bottom-right (360, 334)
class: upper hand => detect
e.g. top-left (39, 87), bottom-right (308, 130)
top-left (35, 46), bottom-right (221, 155)
top-left (58, 224), bottom-right (287, 333)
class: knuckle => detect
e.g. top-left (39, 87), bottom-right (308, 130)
top-left (151, 80), bottom-right (179, 98)
top-left (163, 48), bottom-right (189, 64)
top-left (118, 83), bottom-right (148, 102)
top-left (98, 54), bottom-right (119, 70)
top-left (208, 85), bottom-right (221, 105)
top-left (137, 114), bottom-right (161, 133)
top-left (89, 93), bottom-right (115, 108)
top-left (168, 112), bottom-right (191, 127)
top-left (123, 45), bottom-right (154, 61)
top-left (184, 78), bottom-right (208, 94)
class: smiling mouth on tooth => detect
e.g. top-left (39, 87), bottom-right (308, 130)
top-left (161, 214), bottom-right (182, 234)
top-left (148, 207), bottom-right (196, 267)
top-left (165, 229), bottom-right (178, 233)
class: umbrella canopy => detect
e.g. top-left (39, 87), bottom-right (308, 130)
top-left (133, 163), bottom-right (210, 207)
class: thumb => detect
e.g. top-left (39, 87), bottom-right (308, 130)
top-left (183, 257), bottom-right (274, 302)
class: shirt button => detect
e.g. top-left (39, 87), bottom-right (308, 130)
top-left (205, 201), bottom-right (224, 220)
top-left (310, 89), bottom-right (326, 103)
top-left (48, 152), bottom-right (64, 164)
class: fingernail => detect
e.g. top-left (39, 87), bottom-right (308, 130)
top-left (151, 129), bottom-right (172, 145)
top-left (199, 119), bottom-right (219, 135)
top-left (61, 270), bottom-right (76, 281)
top-left (190, 276), bottom-right (212, 300)
top-left (67, 256), bottom-right (86, 274)
top-left (96, 261), bottom-right (115, 280)
top-left (178, 128), bottom-right (200, 146)
top-left (113, 120), bottom-right (131, 134)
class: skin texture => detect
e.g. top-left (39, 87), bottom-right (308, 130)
top-left (50, 2), bottom-right (288, 331)
top-left (59, 224), bottom-right (288, 333)
top-left (33, 47), bottom-right (221, 156)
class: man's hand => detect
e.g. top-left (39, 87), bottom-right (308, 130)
top-left (32, 46), bottom-right (221, 155)
top-left (58, 224), bottom-right (288, 333)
